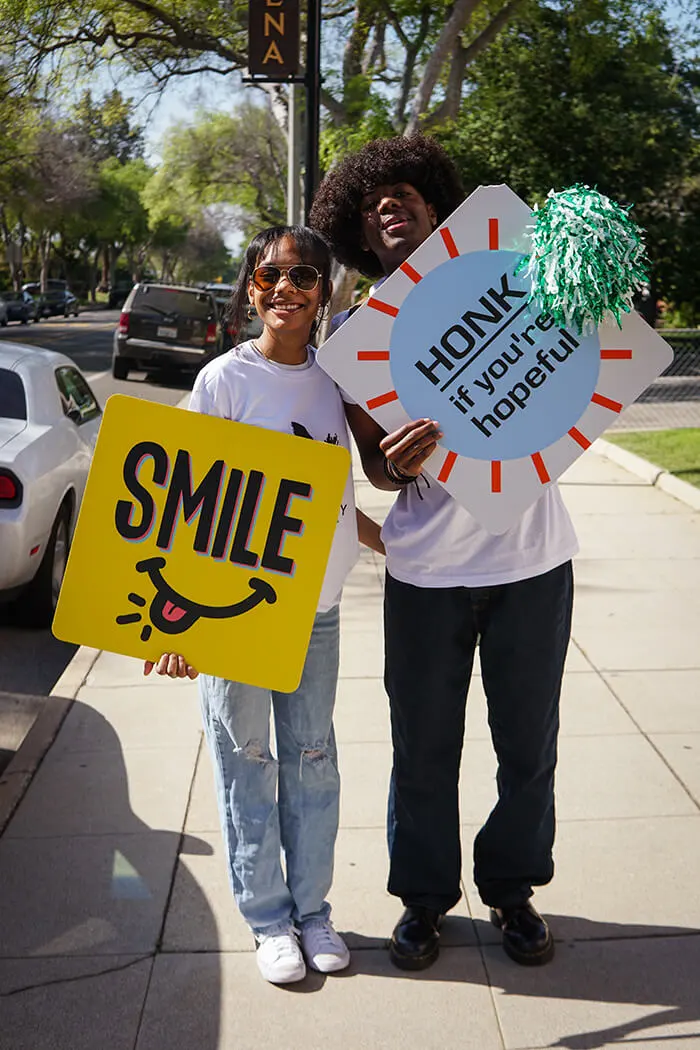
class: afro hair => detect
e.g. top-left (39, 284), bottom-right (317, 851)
top-left (309, 134), bottom-right (465, 278)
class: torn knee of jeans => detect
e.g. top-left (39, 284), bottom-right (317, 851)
top-left (301, 744), bottom-right (331, 762)
top-left (234, 740), bottom-right (271, 763)
top-left (297, 744), bottom-right (334, 779)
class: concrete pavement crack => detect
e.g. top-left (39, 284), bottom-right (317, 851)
top-left (0, 953), bottom-right (154, 998)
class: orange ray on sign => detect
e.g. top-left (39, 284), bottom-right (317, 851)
top-left (440, 228), bottom-right (459, 259)
top-left (491, 460), bottom-right (502, 493)
top-left (438, 450), bottom-right (458, 482)
top-left (601, 349), bottom-right (633, 360)
top-left (531, 452), bottom-right (550, 484)
top-left (367, 389), bottom-right (399, 410)
top-left (367, 297), bottom-right (399, 318)
top-left (568, 426), bottom-right (591, 450)
top-left (488, 218), bottom-right (499, 250)
top-left (357, 351), bottom-right (390, 361)
top-left (591, 392), bottom-right (623, 413)
top-left (400, 261), bottom-right (423, 284)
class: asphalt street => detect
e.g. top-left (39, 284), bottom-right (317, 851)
top-left (0, 309), bottom-right (194, 701)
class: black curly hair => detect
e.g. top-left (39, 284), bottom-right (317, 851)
top-left (309, 134), bottom-right (465, 278)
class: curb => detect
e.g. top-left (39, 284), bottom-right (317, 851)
top-left (0, 646), bottom-right (101, 836)
top-left (592, 438), bottom-right (700, 511)
top-left (0, 397), bottom-right (190, 837)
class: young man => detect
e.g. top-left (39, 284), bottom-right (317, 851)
top-left (311, 135), bottom-right (577, 970)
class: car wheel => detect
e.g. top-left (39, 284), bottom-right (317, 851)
top-left (21, 316), bottom-right (28, 325)
top-left (14, 504), bottom-right (70, 628)
top-left (112, 356), bottom-right (131, 380)
top-left (0, 318), bottom-right (6, 327)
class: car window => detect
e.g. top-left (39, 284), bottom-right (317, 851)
top-left (55, 367), bottom-right (101, 424)
top-left (0, 369), bottom-right (27, 420)
top-left (2, 292), bottom-right (20, 302)
top-left (132, 286), bottom-right (214, 319)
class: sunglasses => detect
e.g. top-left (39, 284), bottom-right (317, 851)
top-left (251, 264), bottom-right (321, 292)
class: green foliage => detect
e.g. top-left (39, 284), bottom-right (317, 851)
top-left (438, 0), bottom-right (700, 317)
top-left (149, 101), bottom-right (286, 239)
top-left (606, 428), bottom-right (700, 488)
top-left (71, 89), bottom-right (145, 162)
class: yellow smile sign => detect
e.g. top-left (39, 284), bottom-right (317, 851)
top-left (53, 395), bottom-right (351, 691)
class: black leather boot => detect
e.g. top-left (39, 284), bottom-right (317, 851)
top-left (490, 901), bottom-right (554, 965)
top-left (389, 906), bottom-right (443, 970)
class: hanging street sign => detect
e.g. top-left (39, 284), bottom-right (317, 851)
top-left (248, 0), bottom-right (300, 78)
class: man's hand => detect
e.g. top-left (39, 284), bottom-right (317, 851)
top-left (144, 653), bottom-right (199, 679)
top-left (380, 418), bottom-right (442, 478)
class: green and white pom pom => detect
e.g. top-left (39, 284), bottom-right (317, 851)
top-left (517, 184), bottom-right (649, 334)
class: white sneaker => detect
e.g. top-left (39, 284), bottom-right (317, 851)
top-left (255, 922), bottom-right (306, 984)
top-left (300, 918), bottom-right (350, 973)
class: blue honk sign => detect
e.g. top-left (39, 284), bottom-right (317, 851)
top-left (390, 250), bottom-right (600, 461)
top-left (316, 184), bottom-right (675, 534)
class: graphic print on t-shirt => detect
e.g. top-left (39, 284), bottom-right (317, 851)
top-left (291, 421), bottom-right (345, 521)
top-left (291, 420), bottom-right (340, 446)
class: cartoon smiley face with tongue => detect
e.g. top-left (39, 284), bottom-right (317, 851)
top-left (115, 556), bottom-right (277, 643)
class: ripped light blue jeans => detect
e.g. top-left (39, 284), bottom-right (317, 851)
top-left (198, 605), bottom-right (341, 934)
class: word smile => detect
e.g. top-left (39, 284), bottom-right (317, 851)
top-left (115, 441), bottom-right (313, 575)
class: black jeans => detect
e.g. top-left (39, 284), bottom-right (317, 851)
top-left (384, 561), bottom-right (573, 913)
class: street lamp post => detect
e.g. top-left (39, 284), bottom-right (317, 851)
top-left (246, 0), bottom-right (321, 223)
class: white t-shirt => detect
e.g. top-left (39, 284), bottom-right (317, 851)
top-left (330, 303), bottom-right (578, 589)
top-left (189, 341), bottom-right (358, 611)
top-left (382, 481), bottom-right (577, 588)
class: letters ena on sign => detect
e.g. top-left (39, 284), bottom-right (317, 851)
top-left (248, 0), bottom-right (300, 77)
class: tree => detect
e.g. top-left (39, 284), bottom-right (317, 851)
top-left (438, 0), bottom-right (700, 315)
top-left (0, 0), bottom-right (527, 135)
top-left (149, 101), bottom-right (287, 239)
top-left (72, 88), bottom-right (145, 162)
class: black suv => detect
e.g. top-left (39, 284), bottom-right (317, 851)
top-left (36, 289), bottom-right (80, 318)
top-left (112, 283), bottom-right (222, 380)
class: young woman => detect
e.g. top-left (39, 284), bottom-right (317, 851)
top-left (146, 225), bottom-right (382, 984)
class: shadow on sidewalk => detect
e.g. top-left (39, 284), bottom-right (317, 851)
top-left (342, 913), bottom-right (700, 1047)
top-left (0, 702), bottom-right (221, 1050)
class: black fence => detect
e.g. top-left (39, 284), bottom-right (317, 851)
top-left (610, 328), bottom-right (700, 432)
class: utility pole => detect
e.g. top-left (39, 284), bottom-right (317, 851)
top-left (303, 0), bottom-right (321, 221)
top-left (246, 0), bottom-right (320, 225)
top-left (287, 84), bottom-right (302, 226)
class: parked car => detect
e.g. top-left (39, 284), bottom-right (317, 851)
top-left (0, 342), bottom-right (101, 626)
top-left (202, 282), bottom-right (263, 349)
top-left (35, 289), bottom-right (80, 319)
top-left (0, 290), bottom-right (38, 325)
top-left (112, 283), bottom-right (222, 380)
top-left (108, 280), bottom-right (133, 310)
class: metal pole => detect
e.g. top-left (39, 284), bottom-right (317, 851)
top-left (303, 0), bottom-right (321, 222)
top-left (287, 84), bottom-right (302, 226)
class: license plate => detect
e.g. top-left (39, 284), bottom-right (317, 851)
top-left (157, 325), bottom-right (177, 339)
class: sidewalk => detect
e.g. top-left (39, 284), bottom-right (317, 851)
top-left (0, 447), bottom-right (699, 1050)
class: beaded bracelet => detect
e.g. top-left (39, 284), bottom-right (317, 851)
top-left (383, 456), bottom-right (416, 486)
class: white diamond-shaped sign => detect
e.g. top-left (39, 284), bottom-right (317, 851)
top-left (317, 184), bottom-right (674, 533)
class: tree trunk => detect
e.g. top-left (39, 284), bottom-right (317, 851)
top-left (39, 232), bottom-right (52, 292)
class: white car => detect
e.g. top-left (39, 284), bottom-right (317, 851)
top-left (0, 342), bottom-right (101, 626)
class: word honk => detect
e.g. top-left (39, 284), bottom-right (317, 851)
top-left (413, 270), bottom-right (581, 439)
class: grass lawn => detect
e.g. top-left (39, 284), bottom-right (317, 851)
top-left (605, 428), bottom-right (700, 488)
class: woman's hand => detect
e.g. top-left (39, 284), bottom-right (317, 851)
top-left (380, 418), bottom-right (442, 479)
top-left (144, 653), bottom-right (199, 679)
